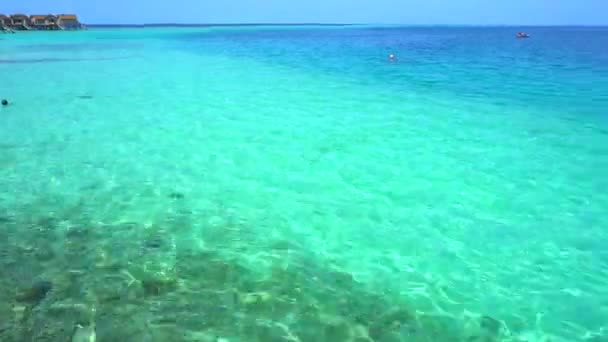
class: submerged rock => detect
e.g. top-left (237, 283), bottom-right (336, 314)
top-left (168, 192), bottom-right (185, 200)
top-left (141, 277), bottom-right (177, 297)
top-left (368, 308), bottom-right (418, 340)
top-left (15, 280), bottom-right (52, 305)
top-left (480, 315), bottom-right (502, 335)
top-left (71, 324), bottom-right (96, 342)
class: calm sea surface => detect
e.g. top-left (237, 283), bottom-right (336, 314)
top-left (1, 26), bottom-right (607, 341)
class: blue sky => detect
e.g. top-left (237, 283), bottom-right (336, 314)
top-left (3, 0), bottom-right (607, 25)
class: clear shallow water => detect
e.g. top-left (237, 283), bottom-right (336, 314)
top-left (1, 26), bottom-right (607, 341)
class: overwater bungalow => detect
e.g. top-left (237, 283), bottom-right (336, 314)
top-left (9, 14), bottom-right (31, 30)
top-left (1, 13), bottom-right (83, 32)
top-left (0, 15), bottom-right (11, 32)
top-left (57, 14), bottom-right (84, 30)
top-left (0, 15), bottom-right (14, 32)
top-left (0, 14), bottom-right (11, 26)
top-left (30, 14), bottom-right (61, 30)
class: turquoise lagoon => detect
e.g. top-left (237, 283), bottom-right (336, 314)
top-left (0, 26), bottom-right (607, 341)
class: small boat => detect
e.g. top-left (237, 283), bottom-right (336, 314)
top-left (516, 32), bottom-right (530, 38)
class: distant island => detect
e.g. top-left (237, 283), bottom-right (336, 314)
top-left (0, 14), bottom-right (85, 32)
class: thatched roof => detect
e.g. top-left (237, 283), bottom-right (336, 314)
top-left (31, 14), bottom-right (57, 19)
top-left (57, 14), bottom-right (78, 20)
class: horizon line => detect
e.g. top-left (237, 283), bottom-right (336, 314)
top-left (84, 23), bottom-right (608, 27)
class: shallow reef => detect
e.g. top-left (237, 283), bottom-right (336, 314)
top-left (0, 198), bottom-right (522, 342)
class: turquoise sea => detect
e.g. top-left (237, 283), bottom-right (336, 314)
top-left (1, 25), bottom-right (607, 341)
